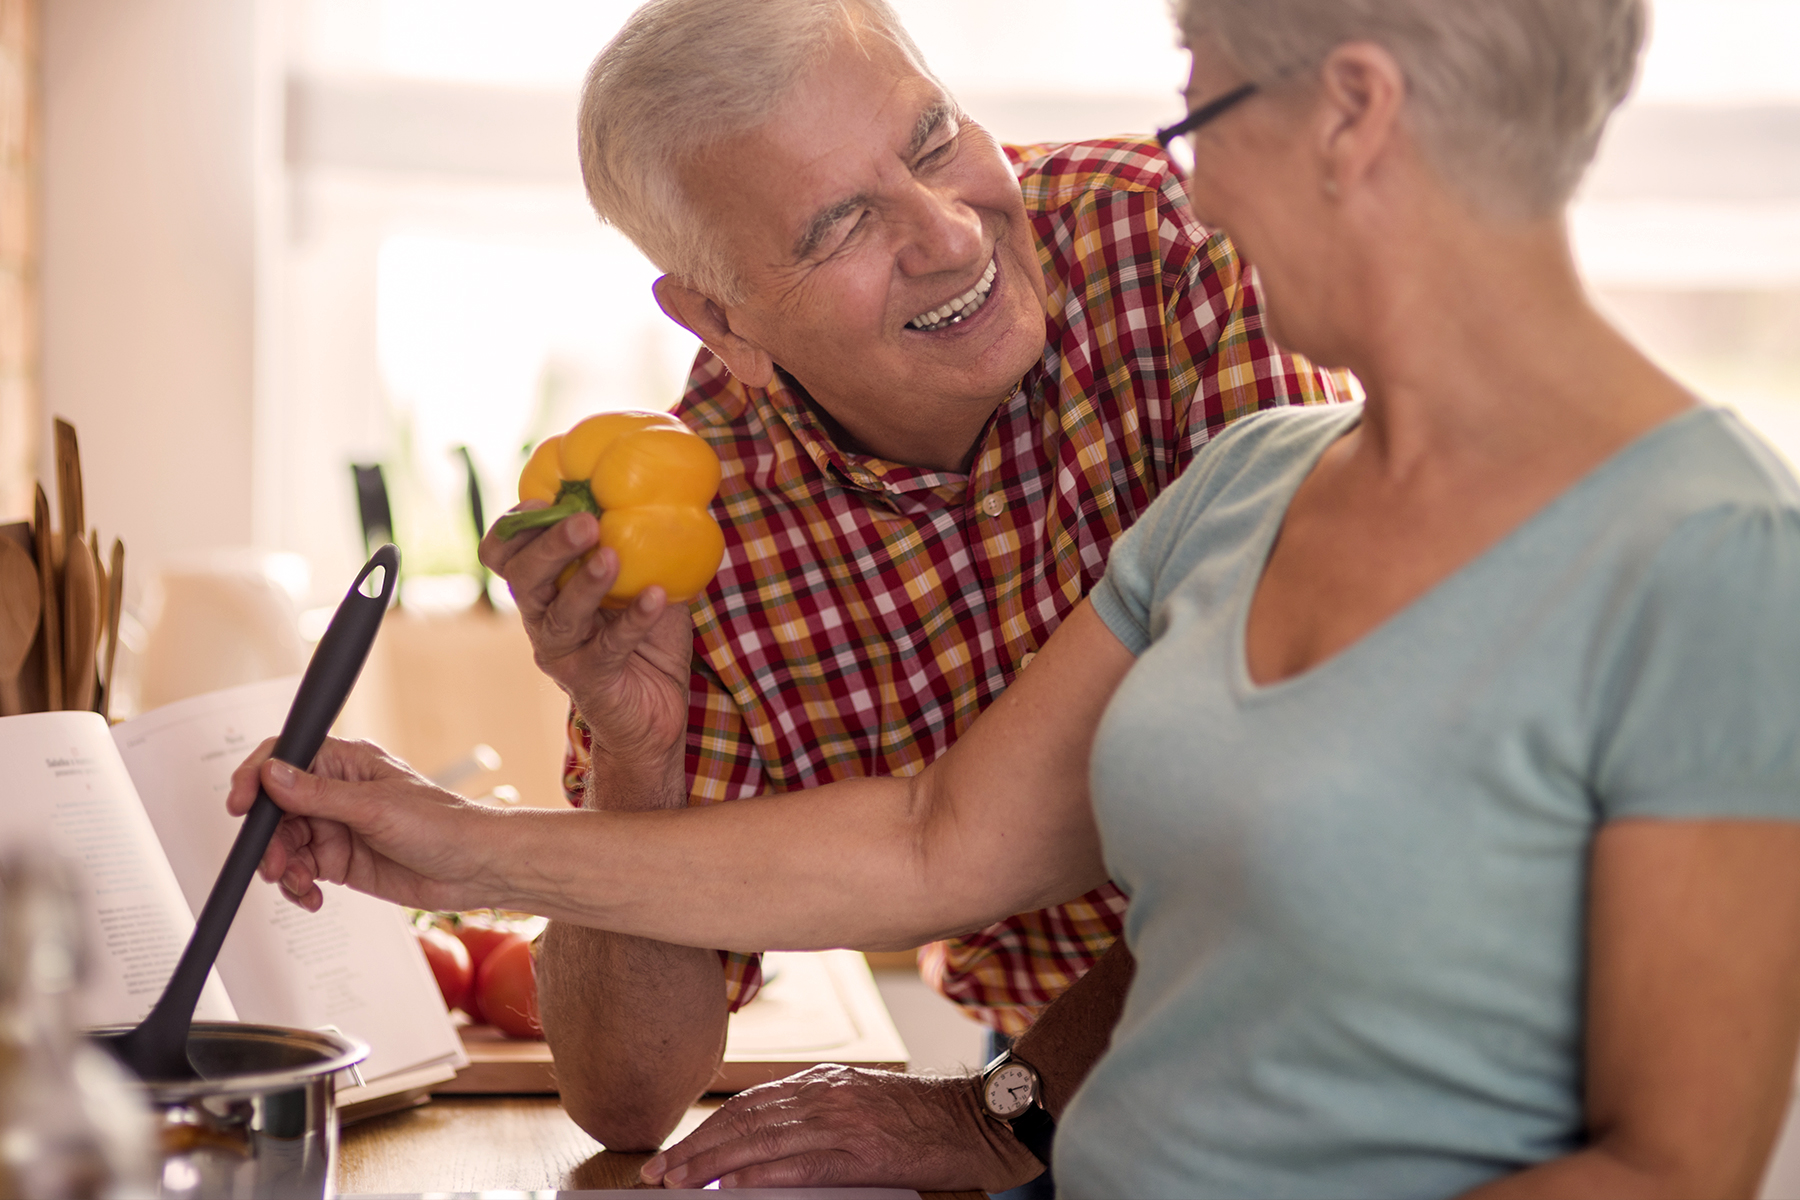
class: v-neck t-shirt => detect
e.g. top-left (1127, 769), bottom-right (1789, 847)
top-left (1066, 402), bottom-right (1800, 1198)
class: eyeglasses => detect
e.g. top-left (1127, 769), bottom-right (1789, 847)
top-left (1154, 82), bottom-right (1259, 178)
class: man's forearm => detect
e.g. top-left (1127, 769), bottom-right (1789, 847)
top-left (537, 919), bottom-right (729, 1150)
top-left (537, 735), bottom-right (728, 1151)
top-left (1011, 937), bottom-right (1136, 1118)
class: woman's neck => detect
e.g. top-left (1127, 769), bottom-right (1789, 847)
top-left (1332, 201), bottom-right (1694, 483)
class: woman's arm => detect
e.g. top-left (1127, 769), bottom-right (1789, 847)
top-left (1462, 819), bottom-right (1800, 1200)
top-left (231, 601), bottom-right (1133, 954)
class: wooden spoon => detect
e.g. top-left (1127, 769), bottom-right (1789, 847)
top-left (55, 419), bottom-right (85, 550)
top-left (62, 534), bottom-right (98, 713)
top-left (34, 485), bottom-right (62, 711)
top-left (90, 530), bottom-right (106, 644)
top-left (0, 538), bottom-right (41, 716)
top-left (99, 539), bottom-right (124, 721)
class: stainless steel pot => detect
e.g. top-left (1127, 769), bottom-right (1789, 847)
top-left (89, 1021), bottom-right (368, 1200)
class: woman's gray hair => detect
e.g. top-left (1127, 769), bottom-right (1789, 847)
top-left (1173, 0), bottom-right (1647, 218)
top-left (578, 0), bottom-right (935, 303)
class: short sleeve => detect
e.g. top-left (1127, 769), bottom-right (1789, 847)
top-left (1595, 504), bottom-right (1800, 822)
top-left (1090, 408), bottom-right (1332, 658)
top-left (1089, 468), bottom-right (1207, 656)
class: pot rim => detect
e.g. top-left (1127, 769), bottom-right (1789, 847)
top-left (85, 1020), bottom-right (370, 1101)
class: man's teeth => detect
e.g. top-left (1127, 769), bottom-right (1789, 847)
top-left (907, 259), bottom-right (999, 332)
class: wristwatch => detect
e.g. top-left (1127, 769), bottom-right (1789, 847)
top-left (979, 1048), bottom-right (1057, 1166)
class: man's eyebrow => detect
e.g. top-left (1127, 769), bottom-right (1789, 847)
top-left (904, 99), bottom-right (955, 159)
top-left (794, 194), bottom-right (872, 262)
top-left (791, 100), bottom-right (958, 262)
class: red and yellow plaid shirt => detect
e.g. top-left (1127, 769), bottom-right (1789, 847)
top-left (565, 137), bottom-right (1350, 1033)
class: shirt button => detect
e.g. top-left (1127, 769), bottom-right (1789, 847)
top-left (980, 493), bottom-right (1005, 517)
top-left (1019, 651), bottom-right (1037, 670)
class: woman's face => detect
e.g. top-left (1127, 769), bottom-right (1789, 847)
top-left (1176, 39), bottom-right (1355, 368)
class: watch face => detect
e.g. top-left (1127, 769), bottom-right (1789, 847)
top-left (984, 1062), bottom-right (1037, 1119)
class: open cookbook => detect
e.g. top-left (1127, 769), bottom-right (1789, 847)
top-left (0, 676), bottom-right (467, 1116)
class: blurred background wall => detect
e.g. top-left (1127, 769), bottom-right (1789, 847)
top-left (0, 0), bottom-right (34, 519)
top-left (37, 0), bottom-right (276, 569)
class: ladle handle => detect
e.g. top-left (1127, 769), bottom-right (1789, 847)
top-left (139, 545), bottom-right (399, 1042)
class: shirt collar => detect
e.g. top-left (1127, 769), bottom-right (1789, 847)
top-left (758, 360), bottom-right (1049, 504)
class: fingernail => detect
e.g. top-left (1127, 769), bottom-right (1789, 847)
top-left (268, 760), bottom-right (297, 785)
top-left (640, 1155), bottom-right (665, 1182)
top-left (662, 1164), bottom-right (687, 1187)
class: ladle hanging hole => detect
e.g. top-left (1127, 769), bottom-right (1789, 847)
top-left (359, 565), bottom-right (387, 599)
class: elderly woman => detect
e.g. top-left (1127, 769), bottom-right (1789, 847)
top-left (235, 0), bottom-right (1800, 1194)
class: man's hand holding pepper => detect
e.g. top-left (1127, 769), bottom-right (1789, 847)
top-left (479, 507), bottom-right (693, 808)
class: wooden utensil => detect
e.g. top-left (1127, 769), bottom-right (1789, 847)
top-left (55, 419), bottom-right (85, 552)
top-left (0, 538), bottom-right (40, 716)
top-left (0, 524), bottom-right (44, 712)
top-left (90, 528), bottom-right (106, 633)
top-left (34, 485), bottom-right (62, 711)
top-left (62, 534), bottom-right (99, 713)
top-left (100, 538), bottom-right (124, 721)
top-left (89, 530), bottom-right (107, 712)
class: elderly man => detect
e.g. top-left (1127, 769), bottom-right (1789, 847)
top-left (484, 0), bottom-right (1346, 1191)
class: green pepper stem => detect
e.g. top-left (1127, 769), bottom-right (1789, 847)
top-left (492, 479), bottom-right (599, 540)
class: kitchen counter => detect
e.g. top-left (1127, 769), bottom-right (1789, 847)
top-left (338, 1094), bottom-right (987, 1197)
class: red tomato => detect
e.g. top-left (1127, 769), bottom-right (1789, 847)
top-left (415, 925), bottom-right (472, 1014)
top-left (457, 921), bottom-right (520, 1023)
top-left (475, 933), bottom-right (542, 1040)
top-left (457, 923), bottom-right (517, 976)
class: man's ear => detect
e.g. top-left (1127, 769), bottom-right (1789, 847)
top-left (1314, 41), bottom-right (1408, 199)
top-left (652, 276), bottom-right (776, 388)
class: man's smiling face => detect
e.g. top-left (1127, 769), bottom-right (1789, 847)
top-left (674, 21), bottom-right (1049, 472)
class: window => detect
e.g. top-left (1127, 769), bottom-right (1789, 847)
top-left (271, 0), bottom-right (1800, 598)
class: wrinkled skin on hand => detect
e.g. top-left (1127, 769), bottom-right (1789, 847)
top-left (226, 735), bottom-right (504, 914)
top-left (640, 1064), bottom-right (1043, 1192)
top-left (478, 505), bottom-right (692, 803)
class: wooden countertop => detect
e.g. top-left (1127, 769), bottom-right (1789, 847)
top-left (339, 1094), bottom-right (987, 1198)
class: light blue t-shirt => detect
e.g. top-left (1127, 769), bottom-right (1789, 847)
top-left (1065, 403), bottom-right (1800, 1199)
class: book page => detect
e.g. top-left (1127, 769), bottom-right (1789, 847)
top-left (0, 711), bottom-right (237, 1028)
top-left (115, 677), bottom-right (465, 1083)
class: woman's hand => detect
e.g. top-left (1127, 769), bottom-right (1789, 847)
top-left (226, 736), bottom-right (507, 914)
top-left (479, 506), bottom-right (694, 800)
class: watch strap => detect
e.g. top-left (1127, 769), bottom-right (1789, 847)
top-left (1008, 1101), bottom-right (1057, 1166)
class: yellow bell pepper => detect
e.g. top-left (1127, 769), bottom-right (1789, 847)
top-left (493, 411), bottom-right (725, 607)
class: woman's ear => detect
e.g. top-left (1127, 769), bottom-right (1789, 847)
top-left (652, 276), bottom-right (776, 388)
top-left (1314, 41), bottom-right (1408, 199)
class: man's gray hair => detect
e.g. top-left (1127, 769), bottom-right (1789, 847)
top-left (1174, 0), bottom-right (1647, 218)
top-left (578, 0), bottom-right (935, 304)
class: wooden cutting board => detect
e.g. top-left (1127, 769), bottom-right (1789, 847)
top-left (435, 949), bottom-right (909, 1095)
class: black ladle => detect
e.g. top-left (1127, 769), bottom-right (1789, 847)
top-left (106, 545), bottom-right (399, 1082)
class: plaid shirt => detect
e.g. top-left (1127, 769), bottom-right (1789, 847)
top-left (565, 137), bottom-right (1351, 1033)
